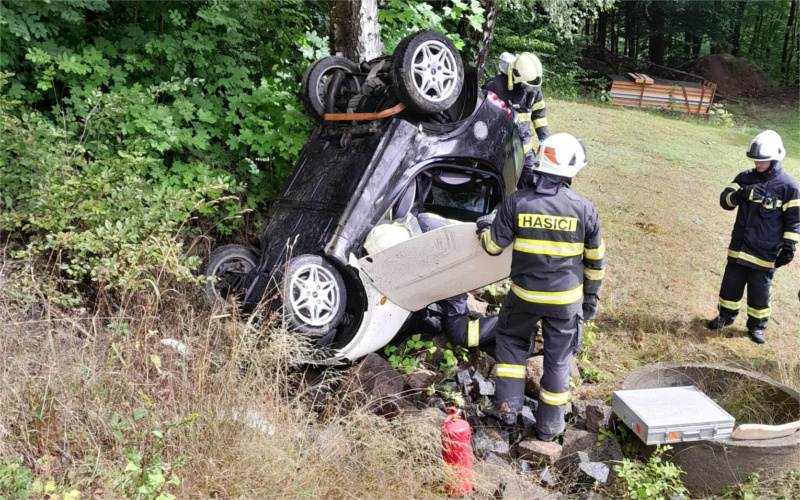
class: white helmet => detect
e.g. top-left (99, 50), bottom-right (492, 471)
top-left (510, 52), bottom-right (543, 89)
top-left (498, 52), bottom-right (516, 75)
top-left (746, 130), bottom-right (785, 162)
top-left (364, 223), bottom-right (413, 255)
top-left (534, 133), bottom-right (587, 178)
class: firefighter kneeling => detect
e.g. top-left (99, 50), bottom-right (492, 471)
top-left (477, 133), bottom-right (605, 441)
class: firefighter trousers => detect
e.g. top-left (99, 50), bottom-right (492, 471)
top-left (439, 294), bottom-right (499, 348)
top-left (493, 294), bottom-right (579, 441)
top-left (718, 261), bottom-right (774, 330)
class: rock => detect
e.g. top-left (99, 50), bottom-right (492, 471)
top-left (579, 461), bottom-right (610, 485)
top-left (525, 356), bottom-right (581, 398)
top-left (426, 397), bottom-right (446, 413)
top-left (456, 369), bottom-right (472, 387)
top-left (518, 439), bottom-right (563, 465)
top-left (501, 475), bottom-right (554, 500)
top-left (443, 380), bottom-right (458, 393)
top-left (472, 461), bottom-right (505, 499)
top-left (463, 403), bottom-right (482, 428)
top-left (519, 405), bottom-right (536, 437)
top-left (484, 452), bottom-right (508, 467)
top-left (467, 292), bottom-right (489, 315)
top-left (524, 396), bottom-right (539, 412)
top-left (559, 429), bottom-right (623, 469)
top-left (403, 369), bottom-right (436, 390)
top-left (472, 371), bottom-right (495, 397)
top-left (540, 465), bottom-right (557, 488)
top-left (471, 427), bottom-right (511, 459)
top-left (350, 353), bottom-right (404, 398)
top-left (585, 404), bottom-right (613, 434)
top-left (565, 402), bottom-right (572, 416)
top-left (472, 352), bottom-right (496, 379)
top-left (572, 399), bottom-right (604, 420)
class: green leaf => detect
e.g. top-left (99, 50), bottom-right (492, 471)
top-left (133, 408), bottom-right (148, 421)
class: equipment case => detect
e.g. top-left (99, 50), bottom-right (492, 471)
top-left (612, 386), bottom-right (735, 445)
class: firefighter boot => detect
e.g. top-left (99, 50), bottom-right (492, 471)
top-left (748, 328), bottom-right (766, 344)
top-left (707, 316), bottom-right (735, 329)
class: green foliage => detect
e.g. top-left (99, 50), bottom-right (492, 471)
top-left (613, 445), bottom-right (690, 500)
top-left (379, 0), bottom-right (484, 54)
top-left (1, 76), bottom-right (238, 305)
top-left (0, 457), bottom-right (33, 500)
top-left (384, 334), bottom-right (437, 374)
top-left (112, 396), bottom-right (195, 500)
top-left (439, 342), bottom-right (470, 377)
top-left (709, 103), bottom-right (735, 127)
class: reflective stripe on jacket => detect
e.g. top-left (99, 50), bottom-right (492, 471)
top-left (719, 162), bottom-right (800, 270)
top-left (479, 181), bottom-right (604, 318)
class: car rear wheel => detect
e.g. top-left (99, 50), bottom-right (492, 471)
top-left (391, 31), bottom-right (464, 115)
top-left (203, 244), bottom-right (259, 304)
top-left (301, 56), bottom-right (361, 121)
top-left (283, 254), bottom-right (347, 336)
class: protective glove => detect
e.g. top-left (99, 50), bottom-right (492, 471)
top-left (775, 242), bottom-right (795, 268)
top-left (476, 212), bottom-right (496, 235)
top-left (582, 293), bottom-right (598, 323)
top-left (734, 184), bottom-right (765, 204)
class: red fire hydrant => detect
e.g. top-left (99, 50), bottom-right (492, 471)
top-left (442, 407), bottom-right (473, 495)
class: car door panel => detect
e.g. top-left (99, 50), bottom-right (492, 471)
top-left (357, 222), bottom-right (512, 311)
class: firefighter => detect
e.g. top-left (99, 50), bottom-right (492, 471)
top-left (477, 133), bottom-right (605, 440)
top-left (707, 130), bottom-right (799, 344)
top-left (417, 213), bottom-right (500, 348)
top-left (483, 52), bottom-right (548, 189)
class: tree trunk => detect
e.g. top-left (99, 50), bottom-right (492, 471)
top-left (328, 0), bottom-right (383, 62)
top-left (781, 0), bottom-right (797, 78)
top-left (597, 9), bottom-right (608, 50)
top-left (460, 0), bottom-right (498, 80)
top-left (731, 1), bottom-right (747, 56)
top-left (647, 3), bottom-right (665, 65)
top-left (610, 8), bottom-right (618, 53)
top-left (784, 1), bottom-right (800, 86)
top-left (749, 5), bottom-right (764, 57)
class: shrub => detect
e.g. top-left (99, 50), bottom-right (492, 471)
top-left (613, 445), bottom-right (690, 500)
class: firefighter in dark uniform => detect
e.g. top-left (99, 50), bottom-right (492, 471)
top-left (708, 130), bottom-right (799, 344)
top-left (482, 52), bottom-right (549, 189)
top-left (417, 213), bottom-right (500, 348)
top-left (477, 133), bottom-right (605, 441)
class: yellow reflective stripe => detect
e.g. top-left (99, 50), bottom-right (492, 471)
top-left (727, 183), bottom-right (740, 190)
top-left (533, 117), bottom-right (548, 128)
top-left (511, 283), bottom-right (583, 305)
top-left (584, 267), bottom-right (604, 280)
top-left (467, 319), bottom-right (480, 347)
top-left (531, 100), bottom-right (545, 111)
top-left (727, 249), bottom-right (774, 269)
top-left (517, 112), bottom-right (531, 122)
top-left (783, 199), bottom-right (800, 211)
top-left (584, 240), bottom-right (605, 260)
top-left (719, 297), bottom-right (741, 310)
top-left (784, 232), bottom-right (800, 242)
top-left (496, 364), bottom-right (526, 379)
top-left (747, 306), bottom-right (771, 319)
top-left (513, 238), bottom-right (584, 257)
top-left (725, 191), bottom-right (736, 208)
top-left (523, 142), bottom-right (534, 154)
top-left (540, 388), bottom-right (570, 406)
top-left (481, 230), bottom-right (503, 255)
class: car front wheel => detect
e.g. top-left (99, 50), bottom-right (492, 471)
top-left (283, 254), bottom-right (347, 336)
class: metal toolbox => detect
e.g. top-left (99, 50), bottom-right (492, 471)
top-left (612, 386), bottom-right (735, 445)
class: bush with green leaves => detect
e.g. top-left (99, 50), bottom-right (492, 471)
top-left (613, 445), bottom-right (690, 500)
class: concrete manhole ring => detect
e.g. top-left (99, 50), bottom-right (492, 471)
top-left (622, 363), bottom-right (800, 496)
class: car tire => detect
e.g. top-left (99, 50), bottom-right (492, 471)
top-left (283, 254), bottom-right (347, 336)
top-left (301, 56), bottom-right (361, 121)
top-left (203, 244), bottom-right (259, 304)
top-left (391, 31), bottom-right (464, 115)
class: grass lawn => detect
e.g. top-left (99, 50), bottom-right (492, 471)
top-left (547, 98), bottom-right (800, 393)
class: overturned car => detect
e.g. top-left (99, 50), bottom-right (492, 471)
top-left (204, 31), bottom-right (524, 363)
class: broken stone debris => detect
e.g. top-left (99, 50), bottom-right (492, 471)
top-left (403, 368), bottom-right (436, 390)
top-left (518, 439), bottom-right (563, 465)
top-left (585, 403), bottom-right (613, 434)
top-left (471, 427), bottom-right (511, 459)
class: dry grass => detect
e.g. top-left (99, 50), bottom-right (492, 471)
top-left (548, 99), bottom-right (800, 393)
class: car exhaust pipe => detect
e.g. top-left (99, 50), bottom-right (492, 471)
top-left (325, 70), bottom-right (345, 115)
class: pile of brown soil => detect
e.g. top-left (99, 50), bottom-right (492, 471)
top-left (681, 54), bottom-right (772, 98)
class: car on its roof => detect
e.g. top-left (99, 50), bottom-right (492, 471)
top-left (204, 31), bottom-right (523, 363)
